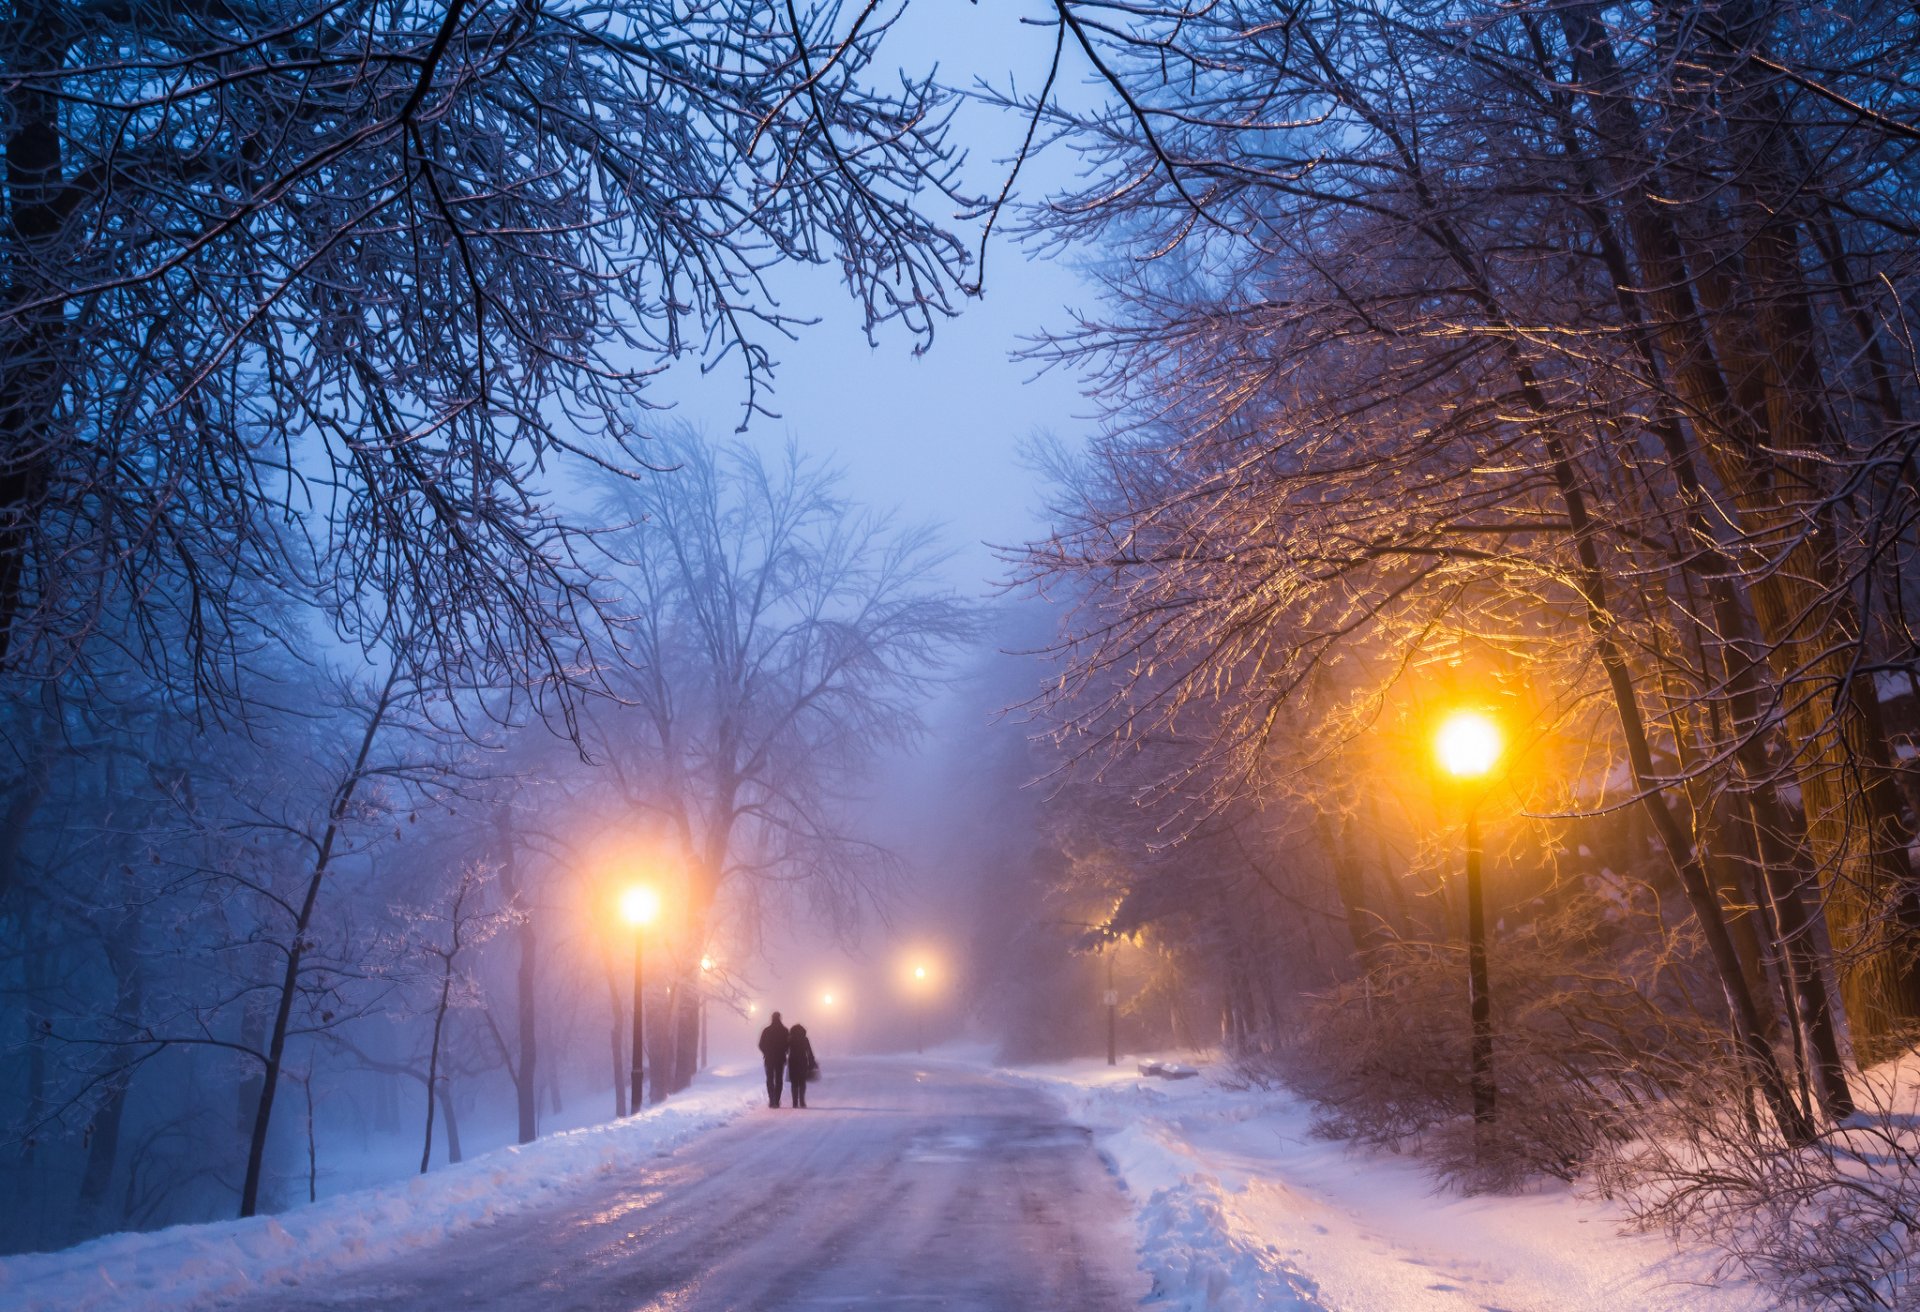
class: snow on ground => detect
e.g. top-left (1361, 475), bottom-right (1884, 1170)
top-left (0, 1068), bottom-right (762, 1312)
top-left (1008, 1056), bottom-right (1771, 1312)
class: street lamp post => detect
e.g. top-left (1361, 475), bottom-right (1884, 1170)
top-left (1435, 709), bottom-right (1502, 1126)
top-left (619, 885), bottom-right (661, 1114)
top-left (1105, 936), bottom-right (1117, 1068)
top-left (699, 955), bottom-right (714, 1073)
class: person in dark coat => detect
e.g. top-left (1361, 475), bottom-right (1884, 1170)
top-left (786, 1023), bottom-right (818, 1109)
top-left (758, 1012), bottom-right (790, 1108)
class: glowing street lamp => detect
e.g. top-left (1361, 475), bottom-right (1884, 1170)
top-left (1433, 708), bottom-right (1503, 1125)
top-left (619, 885), bottom-right (661, 928)
top-left (1436, 709), bottom-right (1502, 779)
top-left (821, 991), bottom-right (837, 1008)
top-left (619, 885), bottom-right (661, 1113)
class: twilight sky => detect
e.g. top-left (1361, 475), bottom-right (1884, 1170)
top-left (647, 2), bottom-right (1105, 596)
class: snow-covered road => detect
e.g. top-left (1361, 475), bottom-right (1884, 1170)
top-left (220, 1059), bottom-right (1148, 1311)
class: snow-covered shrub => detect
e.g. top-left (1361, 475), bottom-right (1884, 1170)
top-left (1281, 886), bottom-right (1736, 1191)
top-left (1276, 880), bottom-right (1920, 1306)
top-left (1598, 1058), bottom-right (1920, 1309)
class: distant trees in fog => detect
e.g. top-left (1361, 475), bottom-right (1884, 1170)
top-left (0, 430), bottom-right (965, 1244)
top-left (1, 0), bottom-right (983, 1252)
top-left (583, 429), bottom-right (973, 1100)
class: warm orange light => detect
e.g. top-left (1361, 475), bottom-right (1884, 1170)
top-left (700, 955), bottom-right (714, 972)
top-left (1435, 709), bottom-right (1502, 779)
top-left (618, 885), bottom-right (661, 927)
top-left (914, 965), bottom-right (928, 981)
top-left (822, 991), bottom-right (837, 1007)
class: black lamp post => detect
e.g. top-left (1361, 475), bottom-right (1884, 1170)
top-left (619, 885), bottom-right (660, 1114)
top-left (1435, 709), bottom-right (1502, 1125)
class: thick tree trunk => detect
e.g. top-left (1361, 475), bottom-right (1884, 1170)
top-left (672, 982), bottom-right (700, 1094)
top-left (1547, 103), bottom-right (1854, 1112)
top-left (496, 802), bottom-right (539, 1145)
top-left (606, 961), bottom-right (628, 1118)
top-left (437, 1083), bottom-right (463, 1165)
top-left (1559, 2), bottom-right (1920, 1059)
top-left (0, 9), bottom-right (72, 664)
top-left (646, 980), bottom-right (675, 1106)
top-left (78, 921), bottom-right (141, 1227)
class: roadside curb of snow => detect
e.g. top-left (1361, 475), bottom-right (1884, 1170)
top-left (1003, 1066), bottom-right (1327, 1311)
top-left (0, 1076), bottom-right (761, 1312)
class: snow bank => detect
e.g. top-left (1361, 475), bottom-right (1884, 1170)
top-left (0, 1070), bottom-right (760, 1312)
top-left (1007, 1057), bottom-right (1767, 1312)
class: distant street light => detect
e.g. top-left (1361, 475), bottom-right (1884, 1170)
top-left (1434, 708), bottom-right (1503, 1125)
top-left (618, 885), bottom-right (661, 1113)
top-left (822, 991), bottom-right (836, 1007)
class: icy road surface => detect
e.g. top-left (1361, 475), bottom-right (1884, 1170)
top-left (226, 1059), bottom-right (1148, 1311)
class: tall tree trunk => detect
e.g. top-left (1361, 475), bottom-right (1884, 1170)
top-left (437, 1083), bottom-right (463, 1165)
top-left (605, 956), bottom-right (627, 1118)
top-left (78, 920), bottom-right (141, 1228)
top-left (1538, 428), bottom-right (1815, 1143)
top-left (1559, 2), bottom-right (1920, 1059)
top-left (421, 959), bottom-right (453, 1174)
top-left (239, 671), bottom-right (397, 1217)
top-left (0, 8), bottom-right (72, 662)
top-left (1313, 810), bottom-right (1378, 965)
top-left (647, 980), bottom-right (675, 1106)
top-left (1540, 78), bottom-right (1854, 1112)
top-left (496, 801), bottom-right (538, 1144)
top-left (666, 866), bottom-right (721, 1097)
top-left (672, 982), bottom-right (700, 1094)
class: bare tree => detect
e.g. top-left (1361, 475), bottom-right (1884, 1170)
top-left (0, 0), bottom-right (973, 705)
top-left (398, 861), bottom-right (509, 1174)
top-left (584, 426), bottom-right (974, 1096)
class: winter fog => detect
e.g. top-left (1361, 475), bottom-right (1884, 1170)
top-left (10, 1), bottom-right (1920, 1309)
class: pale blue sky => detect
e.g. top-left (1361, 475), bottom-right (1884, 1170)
top-left (646, 2), bottom-right (1105, 596)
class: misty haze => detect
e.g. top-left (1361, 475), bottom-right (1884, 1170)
top-left (6, 2), bottom-right (1920, 1310)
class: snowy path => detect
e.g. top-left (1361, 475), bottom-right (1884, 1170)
top-left (218, 1059), bottom-right (1147, 1311)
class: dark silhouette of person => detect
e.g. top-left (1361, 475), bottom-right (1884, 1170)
top-left (758, 1011), bottom-right (790, 1108)
top-left (786, 1023), bottom-right (818, 1109)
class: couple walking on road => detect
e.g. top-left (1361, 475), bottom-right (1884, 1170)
top-left (758, 1012), bottom-right (819, 1108)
